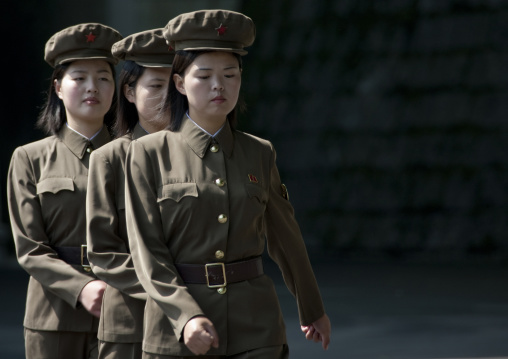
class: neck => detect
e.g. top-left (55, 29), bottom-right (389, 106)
top-left (66, 117), bottom-right (104, 139)
top-left (139, 118), bottom-right (167, 134)
top-left (188, 111), bottom-right (226, 135)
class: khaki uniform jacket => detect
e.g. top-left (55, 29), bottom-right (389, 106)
top-left (86, 123), bottom-right (147, 343)
top-left (125, 117), bottom-right (325, 356)
top-left (7, 125), bottom-right (111, 332)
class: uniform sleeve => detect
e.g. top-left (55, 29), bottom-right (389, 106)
top-left (86, 150), bottom-right (146, 300)
top-left (7, 147), bottom-right (95, 308)
top-left (264, 144), bottom-right (326, 326)
top-left (125, 140), bottom-right (204, 337)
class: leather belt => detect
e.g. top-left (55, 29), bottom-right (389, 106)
top-left (175, 257), bottom-right (263, 288)
top-left (51, 245), bottom-right (91, 271)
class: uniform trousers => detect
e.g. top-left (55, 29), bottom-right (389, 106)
top-left (24, 328), bottom-right (98, 359)
top-left (99, 340), bottom-right (143, 359)
top-left (142, 345), bottom-right (289, 359)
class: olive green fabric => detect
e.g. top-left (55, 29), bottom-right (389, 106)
top-left (7, 125), bottom-right (111, 332)
top-left (86, 123), bottom-right (149, 345)
top-left (112, 28), bottom-right (175, 67)
top-left (45, 23), bottom-right (122, 67)
top-left (125, 118), bottom-right (325, 356)
top-left (163, 9), bottom-right (255, 55)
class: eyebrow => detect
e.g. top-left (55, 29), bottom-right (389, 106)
top-left (197, 65), bottom-right (239, 71)
top-left (69, 69), bottom-right (111, 74)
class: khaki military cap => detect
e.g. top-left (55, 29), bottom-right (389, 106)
top-left (45, 23), bottom-right (122, 67)
top-left (163, 9), bottom-right (255, 55)
top-left (112, 28), bottom-right (175, 67)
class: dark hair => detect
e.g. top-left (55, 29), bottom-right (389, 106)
top-left (162, 50), bottom-right (244, 132)
top-left (36, 62), bottom-right (117, 136)
top-left (114, 61), bottom-right (145, 138)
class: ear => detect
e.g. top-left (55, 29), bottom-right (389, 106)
top-left (54, 79), bottom-right (63, 100)
top-left (124, 84), bottom-right (135, 104)
top-left (173, 73), bottom-right (186, 95)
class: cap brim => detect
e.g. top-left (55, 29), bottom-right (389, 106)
top-left (180, 46), bottom-right (248, 56)
top-left (59, 55), bottom-right (118, 65)
top-left (135, 61), bottom-right (173, 68)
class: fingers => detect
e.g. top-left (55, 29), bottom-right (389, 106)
top-left (189, 329), bottom-right (215, 355)
top-left (183, 317), bottom-right (219, 355)
top-left (78, 280), bottom-right (106, 317)
top-left (321, 333), bottom-right (330, 351)
top-left (204, 321), bottom-right (220, 349)
top-left (302, 314), bottom-right (332, 351)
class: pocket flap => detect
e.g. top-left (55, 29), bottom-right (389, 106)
top-left (157, 183), bottom-right (198, 203)
top-left (36, 178), bottom-right (74, 194)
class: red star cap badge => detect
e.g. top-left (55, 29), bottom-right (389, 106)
top-left (215, 23), bottom-right (228, 36)
top-left (85, 32), bottom-right (96, 43)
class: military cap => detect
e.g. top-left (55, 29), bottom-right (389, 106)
top-left (112, 28), bottom-right (175, 67)
top-left (163, 9), bottom-right (255, 55)
top-left (44, 23), bottom-right (123, 67)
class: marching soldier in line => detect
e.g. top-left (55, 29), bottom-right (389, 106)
top-left (86, 28), bottom-right (175, 359)
top-left (125, 9), bottom-right (331, 358)
top-left (7, 23), bottom-right (122, 359)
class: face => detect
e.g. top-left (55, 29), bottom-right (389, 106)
top-left (125, 67), bottom-right (172, 133)
top-left (55, 59), bottom-right (115, 127)
top-left (174, 51), bottom-right (241, 129)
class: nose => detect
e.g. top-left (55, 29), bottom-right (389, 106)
top-left (212, 77), bottom-right (224, 92)
top-left (87, 79), bottom-right (99, 93)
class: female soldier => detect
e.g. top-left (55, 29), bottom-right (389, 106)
top-left (125, 10), bottom-right (331, 358)
top-left (7, 23), bottom-right (122, 359)
top-left (86, 28), bottom-right (174, 359)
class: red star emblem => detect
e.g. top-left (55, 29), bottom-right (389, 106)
top-left (85, 32), bottom-right (96, 43)
top-left (215, 23), bottom-right (228, 36)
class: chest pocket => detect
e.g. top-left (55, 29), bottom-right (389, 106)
top-left (246, 183), bottom-right (268, 204)
top-left (36, 177), bottom-right (74, 195)
top-left (157, 182), bottom-right (198, 203)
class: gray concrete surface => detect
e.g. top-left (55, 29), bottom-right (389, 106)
top-left (2, 256), bottom-right (508, 358)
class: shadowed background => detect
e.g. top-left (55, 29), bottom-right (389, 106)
top-left (2, 0), bottom-right (508, 358)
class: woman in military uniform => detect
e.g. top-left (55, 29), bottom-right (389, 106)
top-left (125, 10), bottom-right (331, 358)
top-left (86, 28), bottom-right (174, 359)
top-left (7, 23), bottom-right (122, 359)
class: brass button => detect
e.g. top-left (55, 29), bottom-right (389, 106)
top-left (217, 214), bottom-right (228, 224)
top-left (86, 147), bottom-right (92, 153)
top-left (217, 287), bottom-right (227, 295)
top-left (215, 178), bottom-right (225, 187)
top-left (210, 144), bottom-right (219, 153)
top-left (215, 250), bottom-right (225, 259)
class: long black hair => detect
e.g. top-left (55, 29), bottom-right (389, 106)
top-left (161, 50), bottom-right (244, 132)
top-left (114, 60), bottom-right (145, 138)
top-left (36, 61), bottom-right (117, 136)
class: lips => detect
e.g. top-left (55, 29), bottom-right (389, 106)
top-left (211, 95), bottom-right (226, 104)
top-left (84, 97), bottom-right (99, 104)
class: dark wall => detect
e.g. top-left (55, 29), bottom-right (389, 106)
top-left (3, 0), bottom-right (508, 261)
top-left (240, 0), bottom-right (508, 259)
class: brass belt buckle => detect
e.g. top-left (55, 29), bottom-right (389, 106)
top-left (81, 245), bottom-right (91, 272)
top-left (205, 262), bottom-right (226, 288)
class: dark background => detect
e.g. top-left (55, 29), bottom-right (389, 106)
top-left (3, 0), bottom-right (508, 262)
top-left (2, 1), bottom-right (508, 358)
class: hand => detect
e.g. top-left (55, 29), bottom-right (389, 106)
top-left (301, 313), bottom-right (331, 350)
top-left (183, 316), bottom-right (219, 355)
top-left (78, 280), bottom-right (106, 318)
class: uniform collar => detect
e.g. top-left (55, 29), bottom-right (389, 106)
top-left (180, 116), bottom-right (234, 159)
top-left (132, 122), bottom-right (149, 140)
top-left (58, 124), bottom-right (111, 159)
